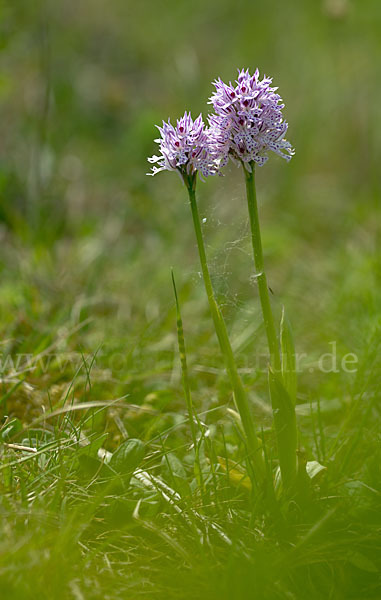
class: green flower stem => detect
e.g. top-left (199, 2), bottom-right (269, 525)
top-left (185, 173), bottom-right (264, 481)
top-left (244, 165), bottom-right (281, 373)
top-left (244, 164), bottom-right (298, 491)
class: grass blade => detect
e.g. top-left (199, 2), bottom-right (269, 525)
top-left (280, 307), bottom-right (297, 404)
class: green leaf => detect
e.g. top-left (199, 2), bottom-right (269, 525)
top-left (268, 367), bottom-right (297, 489)
top-left (161, 452), bottom-right (191, 497)
top-left (77, 455), bottom-right (114, 480)
top-left (280, 307), bottom-right (297, 404)
top-left (110, 438), bottom-right (145, 477)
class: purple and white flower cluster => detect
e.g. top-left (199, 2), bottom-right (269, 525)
top-left (208, 68), bottom-right (295, 170)
top-left (148, 68), bottom-right (294, 178)
top-left (147, 112), bottom-right (219, 179)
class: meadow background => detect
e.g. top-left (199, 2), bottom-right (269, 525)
top-left (0, 0), bottom-right (380, 598)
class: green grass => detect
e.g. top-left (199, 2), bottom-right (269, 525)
top-left (0, 0), bottom-right (381, 598)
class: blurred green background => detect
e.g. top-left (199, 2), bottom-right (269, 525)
top-left (0, 2), bottom-right (380, 598)
top-left (0, 0), bottom-right (380, 414)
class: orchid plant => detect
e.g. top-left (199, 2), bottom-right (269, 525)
top-left (148, 68), bottom-right (297, 492)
